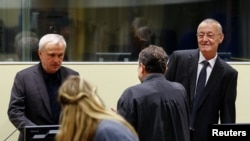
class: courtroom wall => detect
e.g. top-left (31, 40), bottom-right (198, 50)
top-left (0, 62), bottom-right (249, 140)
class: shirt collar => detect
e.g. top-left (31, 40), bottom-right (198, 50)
top-left (198, 51), bottom-right (217, 68)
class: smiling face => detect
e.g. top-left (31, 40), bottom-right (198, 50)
top-left (197, 19), bottom-right (224, 60)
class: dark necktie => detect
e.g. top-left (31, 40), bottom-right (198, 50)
top-left (190, 61), bottom-right (209, 128)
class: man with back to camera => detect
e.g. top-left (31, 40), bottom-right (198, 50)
top-left (7, 33), bottom-right (79, 141)
top-left (117, 45), bottom-right (190, 141)
top-left (165, 18), bottom-right (238, 141)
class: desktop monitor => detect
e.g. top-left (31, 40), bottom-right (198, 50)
top-left (24, 125), bottom-right (60, 141)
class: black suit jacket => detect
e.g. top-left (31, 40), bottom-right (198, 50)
top-left (117, 74), bottom-right (190, 141)
top-left (7, 63), bottom-right (79, 141)
top-left (166, 49), bottom-right (238, 141)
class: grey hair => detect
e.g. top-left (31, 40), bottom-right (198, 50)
top-left (197, 18), bottom-right (223, 33)
top-left (38, 34), bottom-right (66, 50)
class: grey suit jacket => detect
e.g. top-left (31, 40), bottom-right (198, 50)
top-left (7, 63), bottom-right (79, 141)
top-left (166, 49), bottom-right (238, 141)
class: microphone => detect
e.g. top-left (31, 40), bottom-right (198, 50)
top-left (3, 125), bottom-right (21, 141)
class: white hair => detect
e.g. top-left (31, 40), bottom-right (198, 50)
top-left (38, 34), bottom-right (66, 50)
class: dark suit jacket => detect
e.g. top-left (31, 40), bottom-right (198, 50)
top-left (7, 63), bottom-right (79, 141)
top-left (166, 49), bottom-right (238, 141)
top-left (117, 74), bottom-right (190, 141)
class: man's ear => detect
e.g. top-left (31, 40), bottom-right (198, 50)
top-left (140, 63), bottom-right (146, 73)
top-left (38, 50), bottom-right (42, 58)
top-left (219, 33), bottom-right (224, 43)
top-left (164, 66), bottom-right (168, 75)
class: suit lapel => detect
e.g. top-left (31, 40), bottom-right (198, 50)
top-left (33, 65), bottom-right (52, 117)
top-left (60, 67), bottom-right (69, 82)
top-left (197, 57), bottom-right (223, 109)
top-left (188, 50), bottom-right (199, 104)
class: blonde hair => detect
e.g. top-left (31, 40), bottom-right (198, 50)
top-left (56, 75), bottom-right (138, 141)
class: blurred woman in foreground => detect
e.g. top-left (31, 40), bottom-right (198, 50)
top-left (56, 75), bottom-right (139, 141)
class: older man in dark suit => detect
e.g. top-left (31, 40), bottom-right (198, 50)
top-left (7, 34), bottom-right (79, 141)
top-left (166, 18), bottom-right (238, 141)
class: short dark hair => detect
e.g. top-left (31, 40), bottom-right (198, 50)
top-left (138, 45), bottom-right (168, 73)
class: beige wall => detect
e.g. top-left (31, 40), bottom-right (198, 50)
top-left (0, 62), bottom-right (249, 140)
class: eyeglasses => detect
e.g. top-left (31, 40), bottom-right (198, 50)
top-left (197, 32), bottom-right (221, 40)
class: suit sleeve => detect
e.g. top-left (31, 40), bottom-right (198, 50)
top-left (166, 51), bottom-right (177, 81)
top-left (8, 73), bottom-right (36, 130)
top-left (117, 89), bottom-right (137, 130)
top-left (220, 70), bottom-right (238, 123)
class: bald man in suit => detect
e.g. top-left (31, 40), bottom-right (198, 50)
top-left (165, 18), bottom-right (238, 141)
top-left (8, 34), bottom-right (79, 141)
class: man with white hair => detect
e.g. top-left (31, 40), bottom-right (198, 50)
top-left (8, 34), bottom-right (79, 141)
